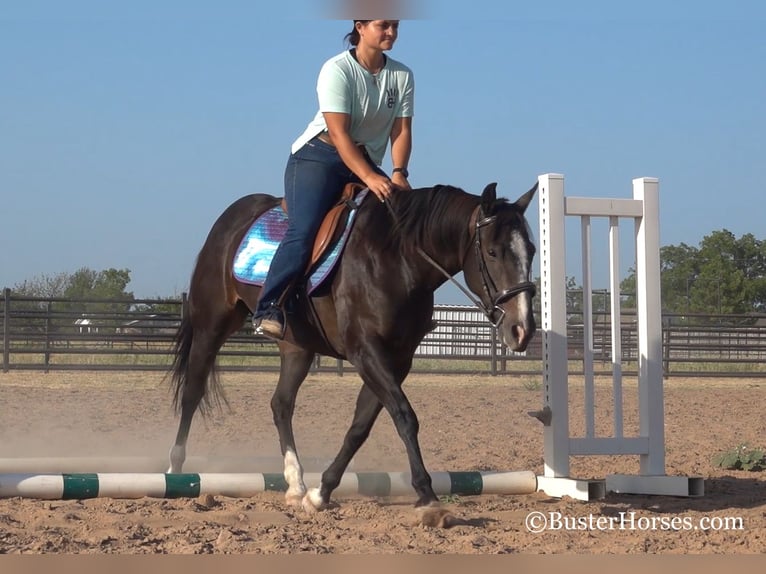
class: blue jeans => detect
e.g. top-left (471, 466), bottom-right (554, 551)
top-left (254, 136), bottom-right (384, 318)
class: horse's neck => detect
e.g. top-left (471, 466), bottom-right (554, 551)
top-left (418, 194), bottom-right (477, 280)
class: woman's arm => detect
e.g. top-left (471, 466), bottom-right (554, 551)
top-left (324, 111), bottom-right (395, 201)
top-left (389, 116), bottom-right (412, 190)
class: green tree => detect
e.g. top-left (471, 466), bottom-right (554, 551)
top-left (8, 273), bottom-right (72, 334)
top-left (64, 267), bottom-right (133, 300)
top-left (59, 268), bottom-right (134, 319)
top-left (695, 231), bottom-right (766, 314)
top-left (660, 243), bottom-right (700, 313)
top-left (10, 268), bottom-right (135, 333)
top-left (621, 229), bottom-right (766, 315)
top-left (11, 272), bottom-right (70, 300)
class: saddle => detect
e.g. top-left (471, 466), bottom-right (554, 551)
top-left (281, 182), bottom-right (367, 271)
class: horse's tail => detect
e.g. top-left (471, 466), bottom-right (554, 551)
top-left (168, 307), bottom-right (226, 416)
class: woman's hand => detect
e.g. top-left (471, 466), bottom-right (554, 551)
top-left (391, 171), bottom-right (411, 190)
top-left (364, 171), bottom-right (396, 201)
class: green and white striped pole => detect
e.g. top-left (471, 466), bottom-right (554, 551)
top-left (0, 471), bottom-right (536, 500)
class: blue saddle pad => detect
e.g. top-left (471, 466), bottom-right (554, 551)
top-left (232, 189), bottom-right (369, 294)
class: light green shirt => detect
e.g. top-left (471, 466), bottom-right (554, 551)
top-left (292, 50), bottom-right (415, 166)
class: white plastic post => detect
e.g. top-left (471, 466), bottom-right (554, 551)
top-left (537, 174), bottom-right (570, 479)
top-left (633, 177), bottom-right (665, 475)
top-left (581, 217), bottom-right (595, 438)
top-left (608, 216), bottom-right (624, 437)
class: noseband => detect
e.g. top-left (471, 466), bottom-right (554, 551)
top-left (472, 209), bottom-right (537, 328)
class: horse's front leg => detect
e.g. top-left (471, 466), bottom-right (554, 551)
top-left (271, 344), bottom-right (315, 507)
top-left (304, 343), bottom-right (454, 526)
top-left (302, 384), bottom-right (382, 512)
top-left (368, 381), bottom-right (453, 527)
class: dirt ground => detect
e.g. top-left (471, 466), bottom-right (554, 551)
top-left (0, 370), bottom-right (764, 554)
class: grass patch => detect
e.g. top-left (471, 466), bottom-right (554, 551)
top-left (713, 443), bottom-right (766, 471)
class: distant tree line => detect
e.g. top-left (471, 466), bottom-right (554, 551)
top-left (13, 267), bottom-right (133, 300)
top-left (621, 229), bottom-right (766, 315)
top-left (531, 230), bottom-right (765, 321)
top-left (7, 267), bottom-right (178, 317)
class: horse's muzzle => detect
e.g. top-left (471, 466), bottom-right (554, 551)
top-left (491, 283), bottom-right (537, 352)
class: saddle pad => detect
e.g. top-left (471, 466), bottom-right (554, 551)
top-left (232, 189), bottom-right (369, 294)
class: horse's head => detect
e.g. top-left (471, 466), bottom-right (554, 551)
top-left (464, 182), bottom-right (538, 352)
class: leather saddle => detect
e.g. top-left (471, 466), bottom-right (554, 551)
top-left (280, 182), bottom-right (367, 271)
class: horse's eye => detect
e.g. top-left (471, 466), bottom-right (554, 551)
top-left (487, 248), bottom-right (497, 258)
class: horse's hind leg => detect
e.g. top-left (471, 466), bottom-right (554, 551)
top-left (168, 332), bottom-right (217, 473)
top-left (271, 344), bottom-right (315, 506)
top-left (168, 302), bottom-right (247, 473)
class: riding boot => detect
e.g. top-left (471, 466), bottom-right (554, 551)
top-left (253, 302), bottom-right (285, 339)
top-left (253, 277), bottom-right (302, 339)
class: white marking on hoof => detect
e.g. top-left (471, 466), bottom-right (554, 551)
top-left (301, 487), bottom-right (326, 514)
top-left (283, 449), bottom-right (307, 506)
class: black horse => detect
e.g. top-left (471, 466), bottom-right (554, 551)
top-left (168, 181), bottom-right (537, 526)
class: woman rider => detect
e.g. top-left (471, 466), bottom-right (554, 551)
top-left (253, 19), bottom-right (415, 338)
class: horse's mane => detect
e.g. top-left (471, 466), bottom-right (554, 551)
top-left (363, 184), bottom-right (479, 254)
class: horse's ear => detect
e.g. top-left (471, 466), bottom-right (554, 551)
top-left (480, 182), bottom-right (498, 214)
top-left (514, 181), bottom-right (538, 213)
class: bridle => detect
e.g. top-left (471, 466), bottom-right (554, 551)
top-left (385, 198), bottom-right (536, 328)
top-left (471, 207), bottom-right (537, 328)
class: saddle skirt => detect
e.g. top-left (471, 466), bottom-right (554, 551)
top-left (233, 184), bottom-right (369, 294)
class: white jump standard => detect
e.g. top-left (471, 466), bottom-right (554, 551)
top-left (533, 173), bottom-right (703, 501)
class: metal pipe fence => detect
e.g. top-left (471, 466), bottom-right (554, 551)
top-left (2, 289), bottom-right (765, 377)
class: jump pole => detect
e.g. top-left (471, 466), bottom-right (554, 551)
top-left (0, 470), bottom-right (536, 500)
top-left (533, 173), bottom-right (703, 501)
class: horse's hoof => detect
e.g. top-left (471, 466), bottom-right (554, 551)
top-left (301, 487), bottom-right (327, 514)
top-left (415, 502), bottom-right (458, 528)
top-left (285, 491), bottom-right (306, 508)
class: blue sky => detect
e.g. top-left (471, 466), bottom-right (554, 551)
top-left (2, 1), bottom-right (764, 303)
